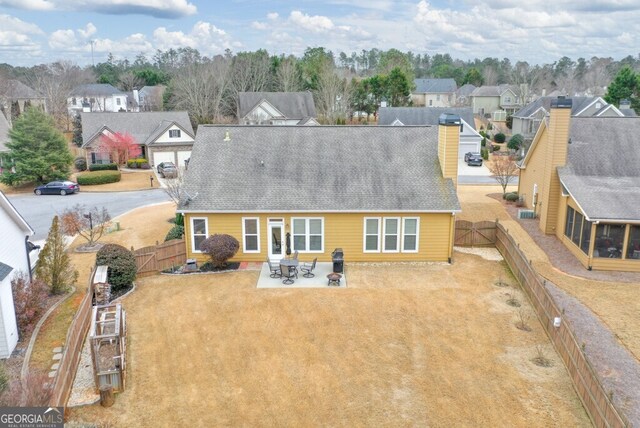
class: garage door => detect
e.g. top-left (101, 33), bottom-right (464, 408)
top-left (153, 152), bottom-right (175, 167)
top-left (177, 151), bottom-right (191, 168)
top-left (459, 142), bottom-right (479, 158)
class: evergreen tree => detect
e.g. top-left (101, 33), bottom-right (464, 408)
top-left (0, 108), bottom-right (73, 185)
top-left (385, 67), bottom-right (411, 107)
top-left (35, 216), bottom-right (78, 295)
top-left (72, 115), bottom-right (83, 147)
top-left (604, 66), bottom-right (640, 113)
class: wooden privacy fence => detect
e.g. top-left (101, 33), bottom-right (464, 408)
top-left (49, 268), bottom-right (94, 408)
top-left (454, 220), bottom-right (497, 247)
top-left (134, 238), bottom-right (186, 276)
top-left (495, 221), bottom-right (627, 428)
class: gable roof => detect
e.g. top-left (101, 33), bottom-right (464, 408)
top-left (178, 126), bottom-right (460, 213)
top-left (413, 78), bottom-right (457, 94)
top-left (0, 111), bottom-right (10, 152)
top-left (0, 190), bottom-right (34, 235)
top-left (471, 84), bottom-right (520, 98)
top-left (0, 79), bottom-right (42, 99)
top-left (238, 92), bottom-right (316, 120)
top-left (455, 83), bottom-right (476, 97)
top-left (513, 96), bottom-right (601, 118)
top-left (378, 107), bottom-right (475, 130)
top-left (80, 111), bottom-right (194, 147)
top-left (69, 84), bottom-right (125, 97)
top-left (558, 117), bottom-right (640, 221)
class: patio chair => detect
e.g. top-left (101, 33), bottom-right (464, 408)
top-left (267, 257), bottom-right (281, 278)
top-left (301, 258), bottom-right (317, 278)
top-left (280, 264), bottom-right (296, 285)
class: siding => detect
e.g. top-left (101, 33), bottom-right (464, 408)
top-left (184, 212), bottom-right (454, 263)
top-left (438, 125), bottom-right (459, 188)
top-left (518, 123), bottom-right (548, 210)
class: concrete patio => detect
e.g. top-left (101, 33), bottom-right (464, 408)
top-left (256, 262), bottom-right (347, 288)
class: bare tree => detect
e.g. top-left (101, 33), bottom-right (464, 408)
top-left (482, 67), bottom-right (499, 86)
top-left (314, 65), bottom-right (354, 124)
top-left (229, 50), bottom-right (272, 115)
top-left (28, 61), bottom-right (94, 130)
top-left (162, 169), bottom-right (186, 205)
top-left (169, 56), bottom-right (231, 124)
top-left (275, 55), bottom-right (302, 92)
top-left (488, 155), bottom-right (519, 195)
top-left (60, 204), bottom-right (111, 247)
top-left (118, 71), bottom-right (143, 92)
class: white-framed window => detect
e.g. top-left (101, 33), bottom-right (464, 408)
top-left (292, 217), bottom-right (324, 252)
top-left (402, 218), bottom-right (420, 252)
top-left (364, 217), bottom-right (381, 252)
top-left (383, 217), bottom-right (400, 252)
top-left (169, 129), bottom-right (181, 138)
top-left (190, 217), bottom-right (208, 253)
top-left (242, 217), bottom-right (260, 253)
top-left (436, 94), bottom-right (441, 101)
top-left (116, 98), bottom-right (121, 106)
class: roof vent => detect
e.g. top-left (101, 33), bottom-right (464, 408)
top-left (223, 130), bottom-right (231, 141)
top-left (438, 113), bottom-right (461, 126)
top-left (550, 96), bottom-right (572, 109)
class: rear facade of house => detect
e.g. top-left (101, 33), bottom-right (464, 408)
top-left (179, 123), bottom-right (462, 264)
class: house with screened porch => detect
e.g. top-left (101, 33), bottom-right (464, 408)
top-left (518, 97), bottom-right (640, 272)
top-left (177, 120), bottom-right (463, 265)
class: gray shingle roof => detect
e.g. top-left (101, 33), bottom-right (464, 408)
top-left (1, 79), bottom-right (42, 99)
top-left (80, 111), bottom-right (194, 147)
top-left (413, 79), bottom-right (457, 94)
top-left (179, 126), bottom-right (460, 213)
top-left (238, 92), bottom-right (317, 120)
top-left (513, 96), bottom-right (600, 118)
top-left (619, 108), bottom-right (637, 117)
top-left (0, 111), bottom-right (10, 152)
top-left (455, 84), bottom-right (476, 97)
top-left (69, 84), bottom-right (124, 97)
top-left (378, 107), bottom-right (475, 129)
top-left (0, 261), bottom-right (13, 282)
top-left (558, 117), bottom-right (640, 221)
top-left (471, 84), bottom-right (520, 97)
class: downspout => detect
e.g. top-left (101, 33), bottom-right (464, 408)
top-left (448, 212), bottom-right (456, 263)
top-left (25, 236), bottom-right (33, 282)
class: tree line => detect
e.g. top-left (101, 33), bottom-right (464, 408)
top-left (1, 48), bottom-right (639, 126)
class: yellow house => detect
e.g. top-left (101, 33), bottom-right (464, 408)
top-left (518, 97), bottom-right (640, 272)
top-left (178, 120), bottom-right (463, 265)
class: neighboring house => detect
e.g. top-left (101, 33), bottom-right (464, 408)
top-left (454, 84), bottom-right (476, 106)
top-left (411, 79), bottom-right (457, 107)
top-left (178, 121), bottom-right (462, 264)
top-left (518, 97), bottom-right (640, 272)
top-left (378, 107), bottom-right (481, 158)
top-left (512, 96), bottom-right (630, 140)
top-left (138, 86), bottom-right (166, 111)
top-left (0, 111), bottom-right (9, 153)
top-left (470, 85), bottom-right (522, 118)
top-left (238, 92), bottom-right (318, 125)
top-left (80, 111), bottom-right (195, 167)
top-left (0, 191), bottom-right (35, 358)
top-left (68, 84), bottom-right (128, 114)
top-left (0, 79), bottom-right (46, 119)
top-left (618, 99), bottom-right (637, 117)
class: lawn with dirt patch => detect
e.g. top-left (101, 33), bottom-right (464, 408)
top-left (68, 252), bottom-right (589, 427)
top-left (73, 170), bottom-right (157, 192)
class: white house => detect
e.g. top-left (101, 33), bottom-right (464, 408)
top-left (0, 191), bottom-right (35, 358)
top-left (68, 84), bottom-right (128, 115)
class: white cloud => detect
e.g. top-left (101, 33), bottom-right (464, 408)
top-left (267, 12), bottom-right (279, 20)
top-left (77, 23), bottom-right (97, 39)
top-left (289, 11), bottom-right (335, 33)
top-left (0, 14), bottom-right (44, 34)
top-left (252, 21), bottom-right (269, 30)
top-left (152, 21), bottom-right (232, 53)
top-left (0, 0), bottom-right (196, 18)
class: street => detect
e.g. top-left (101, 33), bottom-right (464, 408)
top-left (7, 189), bottom-right (171, 241)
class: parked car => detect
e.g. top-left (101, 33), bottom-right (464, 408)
top-left (157, 162), bottom-right (177, 178)
top-left (464, 152), bottom-right (481, 162)
top-left (466, 154), bottom-right (483, 166)
top-left (34, 181), bottom-right (80, 196)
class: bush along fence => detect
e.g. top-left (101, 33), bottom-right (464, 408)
top-left (133, 238), bottom-right (186, 276)
top-left (48, 268), bottom-right (94, 408)
top-left (495, 221), bottom-right (627, 428)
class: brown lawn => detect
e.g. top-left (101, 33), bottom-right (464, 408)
top-left (68, 252), bottom-right (589, 427)
top-left (73, 170), bottom-right (158, 193)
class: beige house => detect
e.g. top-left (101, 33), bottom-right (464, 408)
top-left (471, 85), bottom-right (522, 118)
top-left (518, 97), bottom-right (640, 272)
top-left (411, 79), bottom-right (457, 107)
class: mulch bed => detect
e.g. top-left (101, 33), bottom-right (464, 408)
top-left (162, 262), bottom-right (241, 275)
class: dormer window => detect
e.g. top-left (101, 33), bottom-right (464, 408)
top-left (595, 102), bottom-right (601, 109)
top-left (169, 129), bottom-right (181, 138)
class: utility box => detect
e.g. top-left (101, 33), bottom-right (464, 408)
top-left (331, 248), bottom-right (344, 274)
top-left (185, 258), bottom-right (197, 272)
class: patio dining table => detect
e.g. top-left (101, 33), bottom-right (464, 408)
top-left (279, 258), bottom-right (299, 268)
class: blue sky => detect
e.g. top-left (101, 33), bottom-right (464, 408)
top-left (0, 0), bottom-right (638, 66)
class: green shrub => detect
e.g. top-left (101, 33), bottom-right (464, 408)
top-left (175, 213), bottom-right (184, 226)
top-left (127, 159), bottom-right (138, 168)
top-left (164, 225), bottom-right (184, 242)
top-left (0, 363), bottom-right (7, 393)
top-left (494, 133), bottom-right (506, 144)
top-left (481, 137), bottom-right (486, 147)
top-left (491, 145), bottom-right (501, 152)
top-left (508, 134), bottom-right (524, 150)
top-left (135, 158), bottom-right (148, 166)
top-left (96, 244), bottom-right (137, 292)
top-left (481, 148), bottom-right (489, 160)
top-left (76, 170), bottom-right (121, 185)
top-left (88, 163), bottom-right (118, 171)
top-left (505, 192), bottom-right (519, 202)
top-left (487, 123), bottom-right (493, 130)
top-left (74, 157), bottom-right (87, 172)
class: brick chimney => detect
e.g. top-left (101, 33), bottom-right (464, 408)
top-left (539, 96), bottom-right (572, 234)
top-left (438, 113), bottom-right (461, 189)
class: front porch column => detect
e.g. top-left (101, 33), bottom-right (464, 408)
top-left (621, 224), bottom-right (631, 260)
top-left (587, 222), bottom-right (597, 268)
